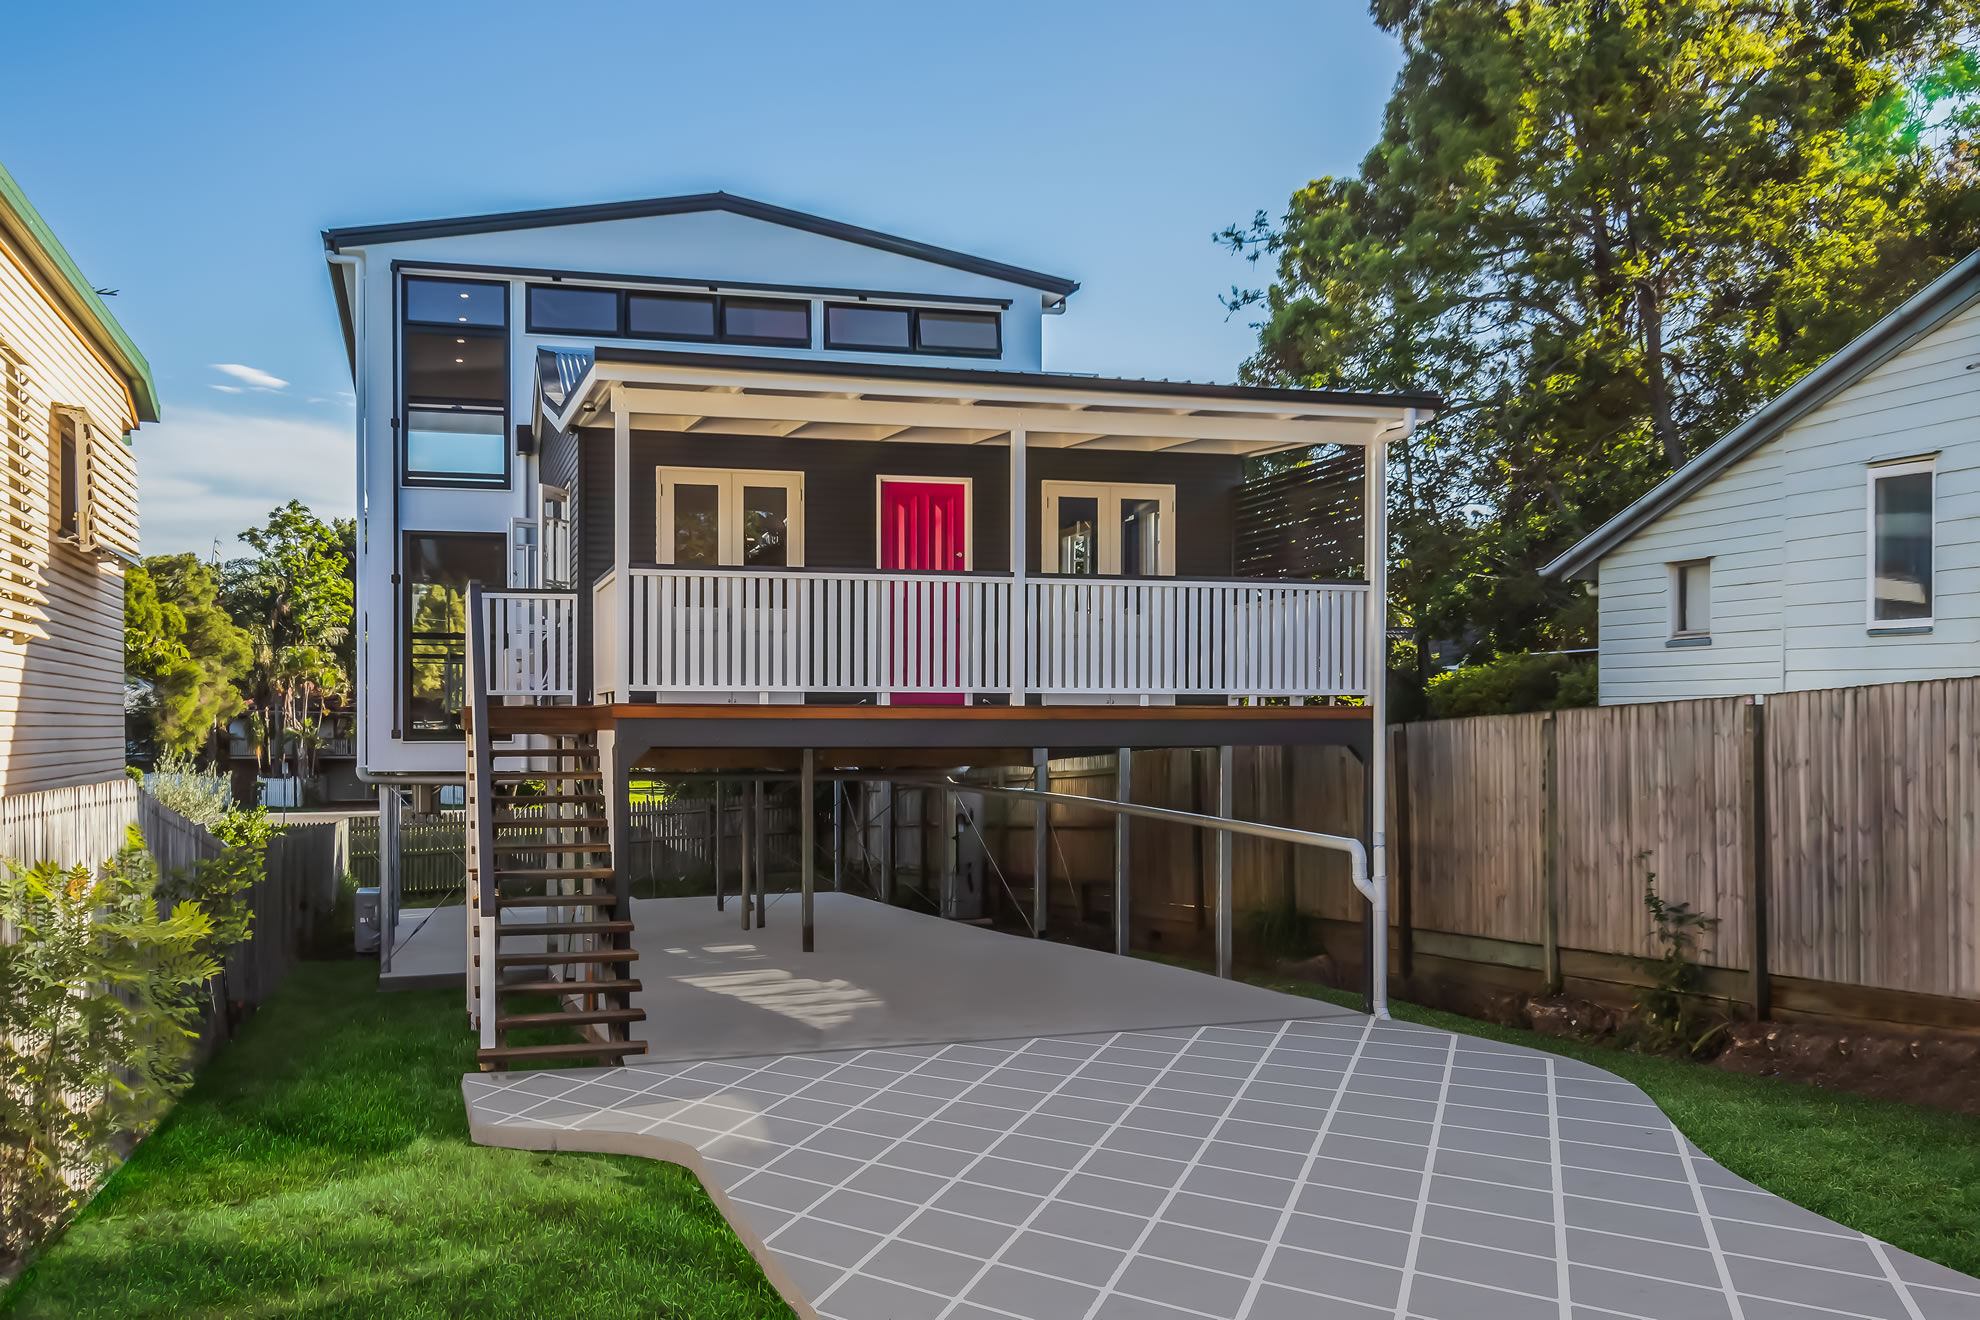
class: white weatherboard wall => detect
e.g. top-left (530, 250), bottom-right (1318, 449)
top-left (337, 208), bottom-right (1053, 778)
top-left (1597, 300), bottom-right (1980, 704)
top-left (0, 230), bottom-right (138, 792)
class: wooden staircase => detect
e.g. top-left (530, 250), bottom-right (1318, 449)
top-left (465, 713), bottom-right (646, 1070)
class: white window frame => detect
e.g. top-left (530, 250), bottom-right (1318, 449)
top-left (1667, 558), bottom-right (1711, 640)
top-left (1040, 480), bottom-right (1177, 576)
top-left (874, 474), bottom-right (973, 571)
top-left (1865, 457), bottom-right (1936, 630)
top-left (508, 517), bottom-right (539, 588)
top-left (538, 484), bottom-right (573, 589)
top-left (655, 466), bottom-right (805, 567)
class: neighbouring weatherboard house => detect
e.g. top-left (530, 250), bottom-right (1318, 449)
top-left (0, 160), bottom-right (151, 793)
top-left (320, 192), bottom-right (1435, 1065)
top-left (1546, 249), bottom-right (1980, 705)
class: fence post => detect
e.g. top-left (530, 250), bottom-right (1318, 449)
top-left (1742, 695), bottom-right (1771, 1020)
top-left (1391, 725), bottom-right (1414, 982)
top-left (1541, 712), bottom-right (1562, 997)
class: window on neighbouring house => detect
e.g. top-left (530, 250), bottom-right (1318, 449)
top-left (402, 276), bottom-right (508, 484)
top-left (1870, 460), bottom-right (1934, 624)
top-left (56, 413), bottom-right (78, 541)
top-left (527, 285), bottom-right (620, 336)
top-left (1671, 560), bottom-right (1710, 638)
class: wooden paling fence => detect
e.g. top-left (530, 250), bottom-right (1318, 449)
top-left (949, 676), bottom-right (1980, 1030)
top-left (0, 779), bottom-right (341, 1013)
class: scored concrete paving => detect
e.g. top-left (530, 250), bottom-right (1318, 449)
top-left (462, 899), bottom-right (1980, 1320)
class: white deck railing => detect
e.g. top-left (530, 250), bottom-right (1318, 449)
top-left (625, 567), bottom-right (1012, 695)
top-left (1024, 578), bottom-right (1368, 697)
top-left (480, 570), bottom-right (1370, 703)
top-left (480, 591), bottom-right (578, 698)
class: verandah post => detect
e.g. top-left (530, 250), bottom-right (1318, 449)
top-left (1032, 747), bottom-right (1049, 938)
top-left (1216, 745), bottom-right (1234, 979)
top-left (801, 749), bottom-right (816, 953)
top-left (1114, 747), bottom-right (1132, 956)
top-left (1009, 428), bottom-right (1027, 703)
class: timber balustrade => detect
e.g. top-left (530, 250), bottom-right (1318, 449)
top-left (478, 569), bottom-right (1371, 702)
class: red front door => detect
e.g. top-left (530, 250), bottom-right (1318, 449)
top-left (880, 480), bottom-right (967, 704)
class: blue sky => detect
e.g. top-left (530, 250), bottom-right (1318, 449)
top-left (1, 1), bottom-right (1401, 556)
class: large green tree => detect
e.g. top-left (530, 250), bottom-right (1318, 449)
top-left (1224, 1), bottom-right (1980, 669)
top-left (124, 555), bottom-right (252, 754)
top-left (221, 502), bottom-right (355, 777)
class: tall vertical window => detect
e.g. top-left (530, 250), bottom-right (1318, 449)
top-left (1869, 460), bottom-right (1934, 625)
top-left (404, 532), bottom-right (507, 738)
top-left (56, 413), bottom-right (78, 540)
top-left (1669, 560), bottom-right (1711, 639)
top-left (402, 277), bottom-right (509, 484)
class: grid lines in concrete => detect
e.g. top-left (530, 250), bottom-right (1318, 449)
top-left (465, 1017), bottom-right (1980, 1320)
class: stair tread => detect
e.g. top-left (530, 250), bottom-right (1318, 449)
top-left (491, 842), bottom-right (612, 854)
top-left (496, 920), bottom-right (635, 937)
top-left (478, 1041), bottom-right (647, 1065)
top-left (500, 977), bottom-right (642, 995)
top-left (495, 893), bottom-right (618, 908)
top-left (496, 797), bottom-right (605, 809)
top-left (496, 949), bottom-right (638, 968)
top-left (496, 866), bottom-right (615, 880)
top-left (494, 817), bottom-right (609, 829)
top-left (496, 1007), bottom-right (647, 1029)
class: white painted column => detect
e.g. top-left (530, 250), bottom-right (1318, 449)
top-left (379, 783), bottom-right (400, 975)
top-left (1361, 413), bottom-right (1407, 1019)
top-left (612, 387), bottom-right (632, 703)
top-left (1009, 428), bottom-right (1027, 703)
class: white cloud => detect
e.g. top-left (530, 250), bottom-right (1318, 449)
top-left (210, 384), bottom-right (243, 394)
top-left (211, 363), bottom-right (289, 391)
top-left (134, 408), bottom-right (353, 558)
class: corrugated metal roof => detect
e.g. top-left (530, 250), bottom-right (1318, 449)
top-left (0, 159), bottom-right (159, 424)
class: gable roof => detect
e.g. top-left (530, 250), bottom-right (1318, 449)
top-left (321, 191), bottom-right (1081, 297)
top-left (0, 159), bottom-right (159, 424)
top-left (1544, 248), bottom-right (1980, 579)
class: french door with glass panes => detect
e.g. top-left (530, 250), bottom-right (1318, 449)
top-left (1040, 481), bottom-right (1176, 576)
top-left (655, 467), bottom-right (805, 567)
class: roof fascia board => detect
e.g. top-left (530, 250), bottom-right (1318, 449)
top-left (321, 191), bottom-right (1081, 297)
top-left (0, 161), bottom-right (159, 424)
top-left (590, 346), bottom-right (1444, 413)
top-left (1544, 250), bottom-right (1980, 579)
top-left (386, 256), bottom-right (1014, 308)
top-left (551, 355), bottom-right (1437, 440)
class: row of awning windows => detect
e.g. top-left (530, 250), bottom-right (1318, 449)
top-left (525, 283), bottom-right (1001, 358)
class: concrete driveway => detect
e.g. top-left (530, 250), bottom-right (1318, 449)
top-left (463, 896), bottom-right (1980, 1320)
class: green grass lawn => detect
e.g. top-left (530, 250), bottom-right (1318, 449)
top-left (0, 961), bottom-right (794, 1320)
top-left (6, 955), bottom-right (1976, 1318)
top-left (1231, 967), bottom-right (1980, 1278)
